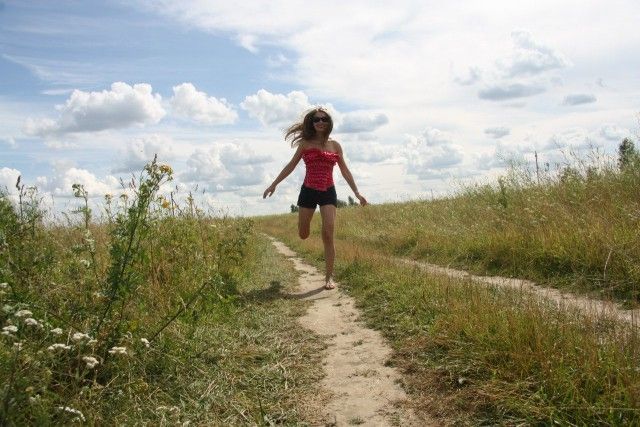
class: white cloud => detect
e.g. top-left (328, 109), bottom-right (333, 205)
top-left (454, 66), bottom-right (482, 86)
top-left (170, 83), bottom-right (238, 125)
top-left (0, 167), bottom-right (21, 194)
top-left (341, 140), bottom-right (397, 163)
top-left (484, 127), bottom-right (511, 139)
top-left (402, 128), bottom-right (465, 180)
top-left (37, 165), bottom-right (120, 198)
top-left (499, 30), bottom-right (570, 77)
top-left (562, 93), bottom-right (597, 106)
top-left (183, 142), bottom-right (273, 189)
top-left (478, 82), bottom-right (546, 101)
top-left (113, 134), bottom-right (175, 174)
top-left (599, 125), bottom-right (631, 142)
top-left (24, 82), bottom-right (165, 137)
top-left (240, 89), bottom-right (312, 126)
top-left (336, 112), bottom-right (388, 133)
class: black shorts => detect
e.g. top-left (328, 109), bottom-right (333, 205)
top-left (297, 185), bottom-right (337, 209)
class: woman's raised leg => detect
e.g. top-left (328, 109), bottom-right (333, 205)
top-left (298, 207), bottom-right (315, 239)
top-left (319, 204), bottom-right (337, 288)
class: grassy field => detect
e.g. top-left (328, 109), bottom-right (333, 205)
top-left (254, 154), bottom-right (640, 424)
top-left (1, 161), bottom-right (325, 425)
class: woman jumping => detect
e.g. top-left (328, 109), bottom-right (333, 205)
top-left (263, 107), bottom-right (368, 290)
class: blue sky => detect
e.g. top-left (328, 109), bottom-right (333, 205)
top-left (1, 0), bottom-right (639, 216)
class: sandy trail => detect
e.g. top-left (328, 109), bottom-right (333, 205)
top-left (399, 258), bottom-right (640, 327)
top-left (269, 237), bottom-right (428, 426)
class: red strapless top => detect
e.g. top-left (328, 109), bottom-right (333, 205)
top-left (302, 148), bottom-right (340, 191)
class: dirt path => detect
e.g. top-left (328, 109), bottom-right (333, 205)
top-left (269, 237), bottom-right (428, 426)
top-left (399, 258), bottom-right (640, 327)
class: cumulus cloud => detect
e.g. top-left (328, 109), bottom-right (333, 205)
top-left (183, 142), bottom-right (273, 190)
top-left (24, 82), bottom-right (165, 137)
top-left (478, 82), bottom-right (545, 100)
top-left (562, 93), bottom-right (597, 106)
top-left (170, 83), bottom-right (238, 124)
top-left (336, 112), bottom-right (388, 133)
top-left (0, 167), bottom-right (21, 194)
top-left (37, 165), bottom-right (120, 198)
top-left (599, 124), bottom-right (631, 141)
top-left (484, 127), bottom-right (510, 139)
top-left (341, 140), bottom-right (397, 163)
top-left (240, 89), bottom-right (312, 126)
top-left (402, 128), bottom-right (464, 180)
top-left (499, 30), bottom-right (570, 77)
top-left (113, 134), bottom-right (175, 174)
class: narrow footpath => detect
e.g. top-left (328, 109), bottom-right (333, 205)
top-left (269, 237), bottom-right (430, 426)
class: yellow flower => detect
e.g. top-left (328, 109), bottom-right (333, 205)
top-left (159, 164), bottom-right (173, 174)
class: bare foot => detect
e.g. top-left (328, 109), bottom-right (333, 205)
top-left (325, 279), bottom-right (336, 290)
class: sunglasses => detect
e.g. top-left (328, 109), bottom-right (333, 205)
top-left (312, 116), bottom-right (330, 123)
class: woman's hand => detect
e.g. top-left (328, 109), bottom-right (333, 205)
top-left (263, 184), bottom-right (276, 199)
top-left (356, 193), bottom-right (368, 206)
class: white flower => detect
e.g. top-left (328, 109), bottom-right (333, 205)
top-left (72, 332), bottom-right (91, 342)
top-left (24, 318), bottom-right (40, 327)
top-left (13, 342), bottom-right (23, 351)
top-left (56, 406), bottom-right (85, 422)
top-left (87, 339), bottom-right (98, 345)
top-left (2, 305), bottom-right (13, 314)
top-left (50, 327), bottom-right (63, 335)
top-left (15, 310), bottom-right (33, 318)
top-left (140, 338), bottom-right (150, 348)
top-left (82, 356), bottom-right (99, 369)
top-left (2, 325), bottom-right (18, 334)
top-left (47, 343), bottom-right (72, 352)
top-left (29, 395), bottom-right (41, 403)
top-left (108, 346), bottom-right (127, 355)
top-left (0, 282), bottom-right (7, 289)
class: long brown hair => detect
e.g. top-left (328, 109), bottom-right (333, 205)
top-left (285, 107), bottom-right (333, 147)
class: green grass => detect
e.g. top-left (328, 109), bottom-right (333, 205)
top-left (0, 161), bottom-right (326, 424)
top-left (259, 156), bottom-right (640, 304)
top-left (253, 155), bottom-right (640, 424)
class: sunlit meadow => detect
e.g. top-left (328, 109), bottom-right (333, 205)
top-left (254, 144), bottom-right (640, 424)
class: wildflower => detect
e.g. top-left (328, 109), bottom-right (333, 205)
top-left (29, 395), bottom-right (41, 403)
top-left (51, 327), bottom-right (63, 335)
top-left (2, 325), bottom-right (18, 336)
top-left (15, 309), bottom-right (33, 318)
top-left (161, 199), bottom-right (170, 209)
top-left (13, 342), bottom-right (23, 351)
top-left (2, 305), bottom-right (13, 313)
top-left (159, 164), bottom-right (173, 174)
top-left (87, 339), bottom-right (98, 345)
top-left (82, 356), bottom-right (100, 369)
top-left (0, 282), bottom-right (7, 289)
top-left (140, 338), bottom-right (150, 348)
top-left (108, 346), bottom-right (127, 355)
top-left (72, 332), bottom-right (91, 342)
top-left (24, 318), bottom-right (40, 327)
top-left (56, 406), bottom-right (86, 422)
top-left (47, 343), bottom-right (72, 352)
top-left (79, 259), bottom-right (91, 268)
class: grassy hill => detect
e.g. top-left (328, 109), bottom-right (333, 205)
top-left (254, 151), bottom-right (640, 424)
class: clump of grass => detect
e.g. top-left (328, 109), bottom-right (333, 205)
top-left (0, 159), bottom-right (324, 424)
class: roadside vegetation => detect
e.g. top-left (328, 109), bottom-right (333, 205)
top-left (255, 141), bottom-right (640, 424)
top-left (0, 159), bottom-right (324, 425)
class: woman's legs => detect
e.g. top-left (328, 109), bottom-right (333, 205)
top-left (319, 204), bottom-right (337, 287)
top-left (298, 207), bottom-right (315, 239)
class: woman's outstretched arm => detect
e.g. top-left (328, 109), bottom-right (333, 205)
top-left (335, 142), bottom-right (368, 206)
top-left (263, 144), bottom-right (304, 198)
